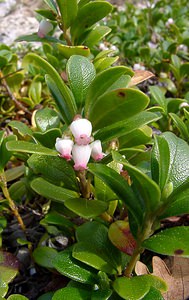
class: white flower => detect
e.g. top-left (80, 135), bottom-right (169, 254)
top-left (72, 144), bottom-right (91, 171)
top-left (165, 18), bottom-right (174, 27)
top-left (37, 20), bottom-right (53, 38)
top-left (178, 44), bottom-right (188, 52)
top-left (179, 102), bottom-right (189, 109)
top-left (133, 63), bottom-right (145, 71)
top-left (70, 118), bottom-right (92, 145)
top-left (55, 138), bottom-right (73, 161)
top-left (90, 140), bottom-right (104, 161)
top-left (99, 43), bottom-right (109, 51)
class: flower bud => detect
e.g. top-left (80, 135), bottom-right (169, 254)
top-left (72, 144), bottom-right (91, 171)
top-left (37, 20), bottom-right (53, 38)
top-left (90, 140), bottom-right (104, 161)
top-left (70, 118), bottom-right (92, 145)
top-left (55, 138), bottom-right (73, 161)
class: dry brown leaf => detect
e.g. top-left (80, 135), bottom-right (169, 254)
top-left (136, 256), bottom-right (189, 300)
top-left (128, 70), bottom-right (155, 87)
top-left (135, 260), bottom-right (149, 275)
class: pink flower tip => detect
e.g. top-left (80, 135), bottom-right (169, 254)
top-left (73, 164), bottom-right (88, 171)
top-left (55, 138), bottom-right (73, 161)
top-left (90, 140), bottom-right (104, 161)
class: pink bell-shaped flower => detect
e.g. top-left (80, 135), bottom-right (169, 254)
top-left (90, 140), bottom-right (104, 161)
top-left (72, 144), bottom-right (91, 171)
top-left (70, 118), bottom-right (92, 145)
top-left (55, 138), bottom-right (74, 161)
top-left (37, 20), bottom-right (53, 38)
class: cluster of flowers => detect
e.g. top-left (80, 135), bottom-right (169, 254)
top-left (55, 117), bottom-right (104, 171)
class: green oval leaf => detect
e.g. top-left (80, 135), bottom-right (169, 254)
top-left (34, 107), bottom-right (60, 132)
top-left (152, 132), bottom-right (189, 190)
top-left (94, 111), bottom-right (160, 142)
top-left (56, 0), bottom-right (78, 30)
top-left (85, 66), bottom-right (134, 117)
top-left (74, 221), bottom-right (125, 275)
top-left (6, 141), bottom-right (57, 156)
top-left (112, 151), bottom-right (161, 212)
top-left (89, 88), bottom-right (149, 131)
top-left (70, 1), bottom-right (113, 44)
top-left (85, 26), bottom-right (111, 48)
top-left (88, 163), bottom-right (143, 227)
top-left (113, 275), bottom-right (167, 300)
top-left (58, 44), bottom-right (90, 59)
top-left (52, 287), bottom-right (91, 300)
top-left (67, 55), bottom-right (96, 110)
top-left (64, 198), bottom-right (108, 218)
top-left (7, 295), bottom-right (29, 300)
top-left (8, 121), bottom-right (33, 138)
top-left (33, 247), bottom-right (57, 268)
top-left (31, 177), bottom-right (79, 202)
top-left (53, 247), bottom-right (97, 284)
top-left (143, 227), bottom-right (189, 257)
top-left (28, 154), bottom-right (79, 191)
top-left (22, 53), bottom-right (76, 124)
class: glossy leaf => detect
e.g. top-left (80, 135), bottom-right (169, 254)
top-left (151, 134), bottom-right (170, 191)
top-left (85, 26), bottom-right (111, 48)
top-left (88, 88), bottom-right (149, 131)
top-left (53, 247), bottom-right (97, 284)
top-left (34, 107), bottom-right (60, 132)
top-left (23, 53), bottom-right (76, 124)
top-left (112, 151), bottom-right (161, 212)
top-left (58, 44), bottom-right (90, 59)
top-left (152, 132), bottom-right (189, 190)
top-left (28, 154), bottom-right (78, 191)
top-left (6, 141), bottom-right (57, 156)
top-left (33, 247), bottom-right (57, 269)
top-left (7, 295), bottom-right (29, 300)
top-left (142, 287), bottom-right (164, 300)
top-left (94, 111), bottom-right (161, 143)
top-left (36, 9), bottom-right (57, 20)
top-left (67, 55), bottom-right (96, 110)
top-left (33, 128), bottom-right (62, 149)
top-left (8, 121), bottom-right (33, 138)
top-left (88, 164), bottom-right (143, 226)
top-left (85, 66), bottom-right (134, 117)
top-left (52, 287), bottom-right (91, 300)
top-left (64, 198), bottom-right (108, 218)
top-left (41, 211), bottom-right (74, 229)
top-left (31, 177), bottom-right (79, 202)
top-left (94, 56), bottom-right (119, 73)
top-left (113, 275), bottom-right (167, 300)
top-left (70, 1), bottom-right (113, 44)
top-left (143, 227), bottom-right (189, 257)
top-left (149, 86), bottom-right (167, 113)
top-left (74, 221), bottom-right (126, 275)
top-left (119, 125), bottom-right (152, 148)
top-left (56, 0), bottom-right (78, 30)
top-left (169, 112), bottom-right (189, 141)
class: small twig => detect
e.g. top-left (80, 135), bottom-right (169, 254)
top-left (0, 69), bottom-right (24, 80)
top-left (0, 70), bottom-right (32, 115)
top-left (0, 171), bottom-right (26, 231)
